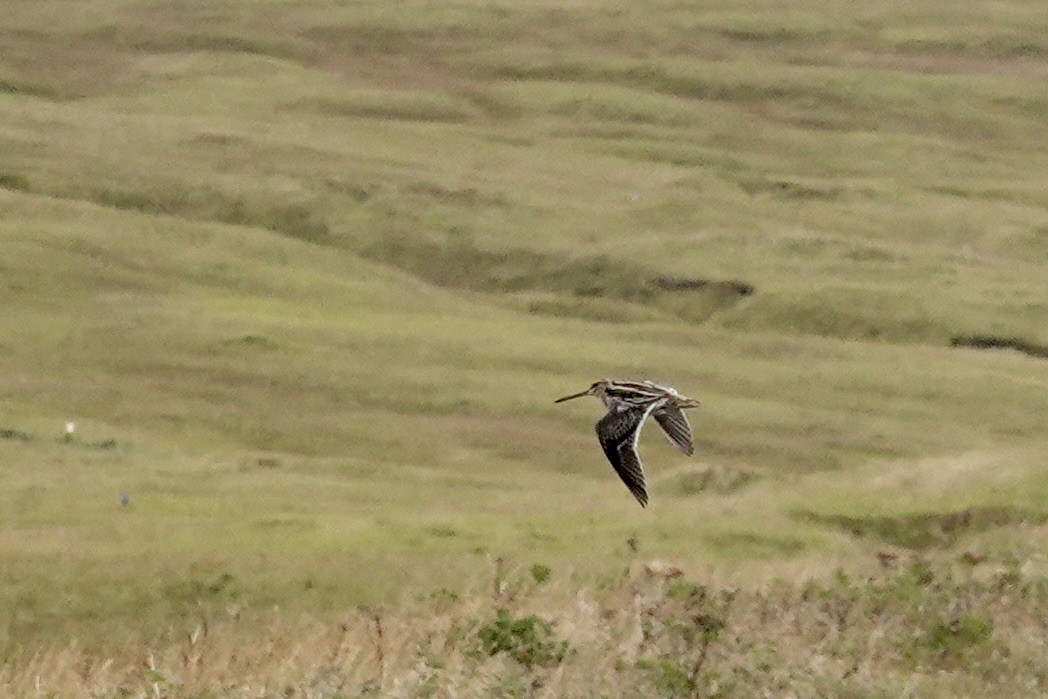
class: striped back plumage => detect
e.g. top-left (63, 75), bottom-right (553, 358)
top-left (599, 380), bottom-right (687, 410)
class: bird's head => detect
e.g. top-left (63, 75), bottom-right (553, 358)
top-left (554, 379), bottom-right (611, 403)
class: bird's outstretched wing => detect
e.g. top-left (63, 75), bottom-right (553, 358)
top-left (596, 406), bottom-right (655, 507)
top-left (653, 406), bottom-right (694, 455)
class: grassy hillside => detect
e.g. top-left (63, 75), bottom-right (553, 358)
top-left (1, 0), bottom-right (1046, 695)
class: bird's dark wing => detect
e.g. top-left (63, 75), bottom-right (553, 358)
top-left (596, 406), bottom-right (654, 507)
top-left (653, 406), bottom-right (694, 455)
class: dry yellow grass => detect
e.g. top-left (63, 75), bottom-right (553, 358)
top-left (4, 556), bottom-right (1046, 698)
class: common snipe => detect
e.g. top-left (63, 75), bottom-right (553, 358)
top-left (556, 379), bottom-right (700, 507)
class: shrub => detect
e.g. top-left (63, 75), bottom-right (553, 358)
top-left (919, 613), bottom-right (994, 659)
top-left (529, 564), bottom-right (552, 584)
top-left (476, 608), bottom-right (571, 668)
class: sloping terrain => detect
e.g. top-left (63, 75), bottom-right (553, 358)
top-left (0, 0), bottom-right (1046, 694)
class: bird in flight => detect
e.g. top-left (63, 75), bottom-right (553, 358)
top-left (555, 379), bottom-right (700, 507)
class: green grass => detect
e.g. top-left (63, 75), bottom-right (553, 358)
top-left (0, 1), bottom-right (1046, 692)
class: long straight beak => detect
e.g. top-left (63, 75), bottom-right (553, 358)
top-left (554, 389), bottom-right (590, 403)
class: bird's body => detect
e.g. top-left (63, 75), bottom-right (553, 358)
top-left (555, 379), bottom-right (700, 507)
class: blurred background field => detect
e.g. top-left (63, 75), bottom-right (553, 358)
top-left (0, 0), bottom-right (1046, 695)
